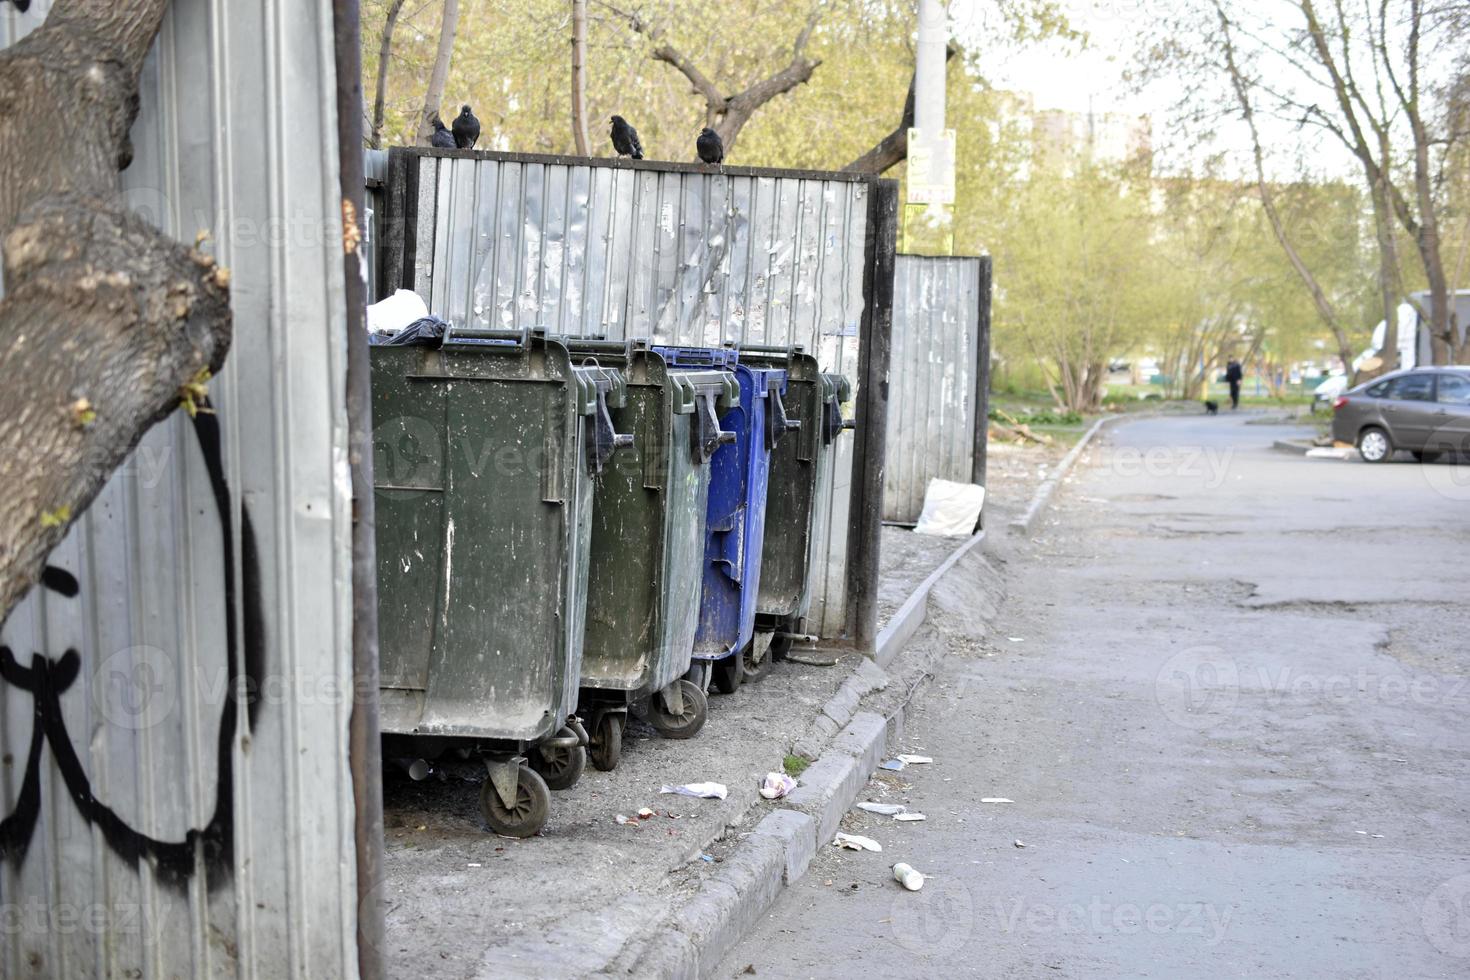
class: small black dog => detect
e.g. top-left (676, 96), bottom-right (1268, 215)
top-left (1204, 400), bottom-right (1219, 415)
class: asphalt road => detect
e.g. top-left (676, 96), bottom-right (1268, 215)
top-left (716, 413), bottom-right (1470, 979)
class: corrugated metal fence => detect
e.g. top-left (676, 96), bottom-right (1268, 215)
top-left (1, 3), bottom-right (360, 978)
top-left (379, 149), bottom-right (876, 638)
top-left (884, 255), bottom-right (991, 524)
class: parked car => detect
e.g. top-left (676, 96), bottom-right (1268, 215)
top-left (1331, 367), bottom-right (1470, 463)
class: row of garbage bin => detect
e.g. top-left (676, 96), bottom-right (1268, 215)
top-left (371, 328), bottom-right (851, 836)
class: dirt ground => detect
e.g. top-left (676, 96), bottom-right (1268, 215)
top-left (374, 445), bottom-right (1045, 977)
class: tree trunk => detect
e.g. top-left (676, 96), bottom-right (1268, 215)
top-left (0, 0), bottom-right (234, 627)
top-left (571, 0), bottom-right (590, 155)
top-left (415, 0), bottom-right (461, 146)
top-left (370, 0), bottom-right (408, 150)
top-left (1216, 4), bottom-right (1358, 378)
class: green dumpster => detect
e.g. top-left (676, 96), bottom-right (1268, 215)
top-left (372, 328), bottom-right (631, 837)
top-left (743, 348), bottom-right (853, 677)
top-left (567, 341), bottom-right (739, 769)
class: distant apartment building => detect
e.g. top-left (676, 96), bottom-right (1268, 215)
top-left (1033, 105), bottom-right (1153, 170)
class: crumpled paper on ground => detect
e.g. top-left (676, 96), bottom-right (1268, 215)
top-left (660, 782), bottom-right (728, 800)
top-left (759, 772), bottom-right (796, 799)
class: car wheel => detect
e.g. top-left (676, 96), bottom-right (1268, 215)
top-left (1358, 426), bottom-right (1392, 463)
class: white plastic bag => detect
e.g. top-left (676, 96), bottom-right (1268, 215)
top-left (913, 479), bottom-right (986, 537)
top-left (367, 289), bottom-right (430, 335)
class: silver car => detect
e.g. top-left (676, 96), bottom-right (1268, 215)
top-left (1331, 367), bottom-right (1470, 463)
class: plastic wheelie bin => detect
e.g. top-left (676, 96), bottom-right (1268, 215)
top-left (371, 327), bottom-right (632, 837)
top-left (565, 341), bottom-right (740, 767)
top-left (656, 347), bottom-right (796, 695)
top-left (741, 347), bottom-right (853, 680)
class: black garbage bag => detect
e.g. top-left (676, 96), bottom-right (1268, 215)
top-left (370, 316), bottom-right (449, 348)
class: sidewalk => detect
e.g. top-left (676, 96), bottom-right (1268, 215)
top-left (371, 432), bottom-right (1078, 977)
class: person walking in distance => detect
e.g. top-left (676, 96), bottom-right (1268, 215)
top-left (1225, 359), bottom-right (1244, 410)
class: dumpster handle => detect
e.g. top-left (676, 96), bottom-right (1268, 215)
top-left (692, 391), bottom-right (736, 464)
top-left (587, 384), bottom-right (634, 475)
top-left (766, 385), bottom-right (799, 450)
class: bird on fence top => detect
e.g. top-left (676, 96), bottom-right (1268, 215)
top-left (452, 105), bottom-right (480, 150)
top-left (430, 116), bottom-right (456, 149)
top-left (610, 115), bottom-right (644, 160)
top-left (697, 128), bottom-right (724, 166)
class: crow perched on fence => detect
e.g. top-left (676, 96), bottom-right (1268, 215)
top-left (430, 117), bottom-right (457, 149)
top-left (610, 115), bottom-right (643, 159)
top-left (452, 105), bottom-right (480, 150)
top-left (696, 128), bottom-right (724, 165)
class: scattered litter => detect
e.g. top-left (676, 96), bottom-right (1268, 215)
top-left (1371, 834), bottom-right (1385, 839)
top-left (1007, 637), bottom-right (1025, 643)
top-left (698, 853), bottom-right (714, 863)
top-left (833, 833), bottom-right (883, 852)
top-left (760, 772), bottom-right (797, 800)
top-left (880, 759), bottom-right (907, 771)
top-left (1014, 840), bottom-right (1027, 848)
top-left (786, 653), bottom-right (840, 667)
top-left (467, 863), bottom-right (481, 868)
top-left (893, 813), bottom-right (927, 822)
top-left (892, 862), bottom-right (925, 891)
top-left (660, 782), bottom-right (728, 800)
top-left (856, 802), bottom-right (906, 816)
top-left (615, 814), bottom-right (631, 825)
top-left (897, 754), bottom-right (933, 765)
top-left (1306, 446), bottom-right (1354, 460)
top-left (980, 798), bottom-right (1014, 804)
top-left (1355, 830), bottom-right (1367, 835)
top-left (637, 807), bottom-right (656, 819)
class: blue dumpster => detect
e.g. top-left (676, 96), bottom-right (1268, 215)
top-left (655, 347), bottom-right (795, 694)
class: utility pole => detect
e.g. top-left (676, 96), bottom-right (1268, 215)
top-left (905, 0), bottom-right (954, 253)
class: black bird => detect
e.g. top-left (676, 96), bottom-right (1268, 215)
top-left (610, 115), bottom-right (643, 160)
top-left (452, 105), bottom-right (480, 150)
top-left (696, 127), bottom-right (724, 165)
top-left (429, 116), bottom-right (456, 149)
top-left (1, 0), bottom-right (31, 10)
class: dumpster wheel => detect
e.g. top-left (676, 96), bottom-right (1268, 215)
top-left (742, 633), bottom-right (776, 684)
top-left (711, 653), bottom-right (744, 694)
top-left (530, 728), bottom-right (588, 791)
top-left (648, 679), bottom-right (708, 740)
top-left (480, 765), bottom-right (550, 838)
top-left (590, 713), bottom-right (623, 771)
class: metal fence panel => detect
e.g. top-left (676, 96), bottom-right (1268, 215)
top-left (0, 3), bottom-right (359, 977)
top-left (383, 150), bottom-right (873, 637)
top-left (884, 255), bottom-right (984, 524)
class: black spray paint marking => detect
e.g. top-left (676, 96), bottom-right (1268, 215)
top-left (0, 407), bottom-right (265, 891)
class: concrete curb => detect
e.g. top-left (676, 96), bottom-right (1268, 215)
top-left (604, 523), bottom-right (998, 978)
top-left (1009, 414), bottom-right (1116, 535)
top-left (1271, 438), bottom-right (1314, 455)
top-left (874, 529), bottom-right (987, 669)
